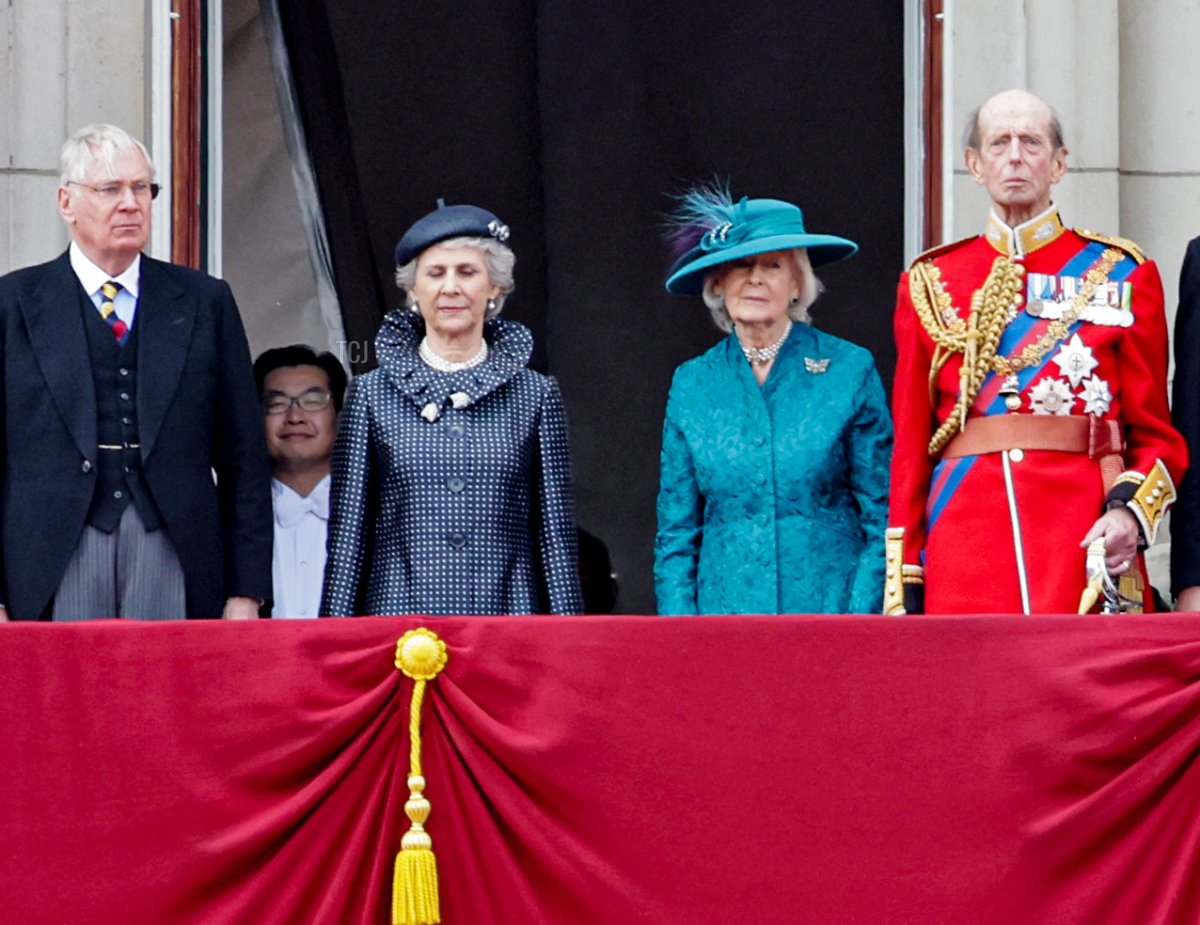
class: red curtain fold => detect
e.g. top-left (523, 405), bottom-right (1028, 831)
top-left (1, 615), bottom-right (1198, 924)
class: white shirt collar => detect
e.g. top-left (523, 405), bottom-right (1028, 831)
top-left (272, 474), bottom-right (331, 527)
top-left (69, 241), bottom-right (141, 298)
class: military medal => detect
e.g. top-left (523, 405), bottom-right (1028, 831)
top-left (1029, 378), bottom-right (1074, 415)
top-left (1000, 374), bottom-right (1022, 411)
top-left (1052, 334), bottom-right (1099, 388)
top-left (1079, 375), bottom-right (1113, 416)
top-left (1026, 272), bottom-right (1134, 327)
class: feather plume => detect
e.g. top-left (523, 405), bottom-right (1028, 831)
top-left (664, 180), bottom-right (737, 262)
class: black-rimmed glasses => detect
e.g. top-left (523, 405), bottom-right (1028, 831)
top-left (263, 389), bottom-right (334, 415)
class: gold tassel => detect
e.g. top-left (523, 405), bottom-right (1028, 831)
top-left (392, 629), bottom-right (448, 925)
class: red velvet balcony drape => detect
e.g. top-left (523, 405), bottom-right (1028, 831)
top-left (1, 615), bottom-right (1198, 924)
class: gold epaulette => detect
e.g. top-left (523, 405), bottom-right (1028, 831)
top-left (908, 234), bottom-right (978, 269)
top-left (1074, 229), bottom-right (1147, 264)
top-left (1120, 460), bottom-right (1176, 544)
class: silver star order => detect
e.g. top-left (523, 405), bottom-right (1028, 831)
top-left (1052, 333), bottom-right (1098, 388)
top-left (1029, 377), bottom-right (1074, 415)
top-left (1079, 375), bottom-right (1113, 416)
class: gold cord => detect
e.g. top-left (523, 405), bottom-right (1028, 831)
top-left (913, 257), bottom-right (1024, 455)
top-left (393, 629), bottom-right (449, 925)
top-left (910, 247), bottom-right (1124, 456)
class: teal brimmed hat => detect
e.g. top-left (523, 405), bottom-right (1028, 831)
top-left (664, 186), bottom-right (858, 295)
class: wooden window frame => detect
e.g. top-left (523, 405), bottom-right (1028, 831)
top-left (922, 0), bottom-right (944, 250)
top-left (171, 0), bottom-right (204, 269)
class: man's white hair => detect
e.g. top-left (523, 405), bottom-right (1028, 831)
top-left (59, 123), bottom-right (155, 186)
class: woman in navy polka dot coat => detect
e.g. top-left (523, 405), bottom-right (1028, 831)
top-left (321, 204), bottom-right (584, 616)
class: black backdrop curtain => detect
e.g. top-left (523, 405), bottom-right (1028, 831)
top-left (275, 0), bottom-right (905, 613)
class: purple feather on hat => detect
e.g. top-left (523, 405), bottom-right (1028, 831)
top-left (665, 181), bottom-right (741, 263)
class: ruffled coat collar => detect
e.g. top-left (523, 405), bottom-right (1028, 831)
top-left (375, 310), bottom-right (533, 414)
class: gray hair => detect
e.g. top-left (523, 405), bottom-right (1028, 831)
top-left (962, 104), bottom-right (1065, 152)
top-left (700, 248), bottom-right (823, 333)
top-left (59, 123), bottom-right (154, 185)
top-left (394, 235), bottom-right (515, 319)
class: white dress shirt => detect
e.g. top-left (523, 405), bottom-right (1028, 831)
top-left (271, 474), bottom-right (330, 618)
top-left (69, 241), bottom-right (140, 328)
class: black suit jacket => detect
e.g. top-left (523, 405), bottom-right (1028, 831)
top-left (0, 251), bottom-right (272, 619)
top-left (1171, 236), bottom-right (1200, 595)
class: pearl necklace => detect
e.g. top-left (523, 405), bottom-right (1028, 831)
top-left (419, 337), bottom-right (488, 372)
top-left (737, 320), bottom-right (792, 366)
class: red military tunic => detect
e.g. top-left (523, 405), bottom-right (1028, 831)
top-left (885, 207), bottom-right (1187, 614)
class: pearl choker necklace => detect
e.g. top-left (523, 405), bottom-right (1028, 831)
top-left (737, 320), bottom-right (792, 366)
top-left (419, 337), bottom-right (488, 372)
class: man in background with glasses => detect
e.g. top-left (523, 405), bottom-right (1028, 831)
top-left (254, 346), bottom-right (347, 618)
top-left (0, 123), bottom-right (272, 621)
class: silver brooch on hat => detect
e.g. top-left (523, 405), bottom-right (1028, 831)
top-left (701, 222), bottom-right (734, 251)
top-left (487, 220), bottom-right (510, 242)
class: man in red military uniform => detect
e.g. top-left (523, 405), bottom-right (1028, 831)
top-left (884, 89), bottom-right (1187, 615)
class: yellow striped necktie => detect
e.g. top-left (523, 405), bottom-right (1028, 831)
top-left (99, 281), bottom-right (129, 342)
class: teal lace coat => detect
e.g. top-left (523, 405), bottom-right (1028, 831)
top-left (654, 323), bottom-right (891, 614)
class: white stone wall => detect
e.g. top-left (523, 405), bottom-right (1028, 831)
top-left (948, 0), bottom-right (1200, 321)
top-left (0, 0), bottom-right (146, 275)
top-left (948, 1), bottom-right (1123, 241)
top-left (1117, 0), bottom-right (1200, 334)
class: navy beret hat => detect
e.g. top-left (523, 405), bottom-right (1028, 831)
top-left (394, 200), bottom-right (511, 266)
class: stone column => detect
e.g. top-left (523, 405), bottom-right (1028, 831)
top-left (948, 0), bottom-right (1122, 238)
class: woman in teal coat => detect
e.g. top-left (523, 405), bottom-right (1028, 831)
top-left (655, 187), bottom-right (892, 614)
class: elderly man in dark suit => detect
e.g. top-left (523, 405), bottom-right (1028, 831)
top-left (0, 123), bottom-right (271, 621)
top-left (1170, 236), bottom-right (1200, 610)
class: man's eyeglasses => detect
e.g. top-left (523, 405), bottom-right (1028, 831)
top-left (263, 389), bottom-right (334, 415)
top-left (67, 180), bottom-right (161, 202)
